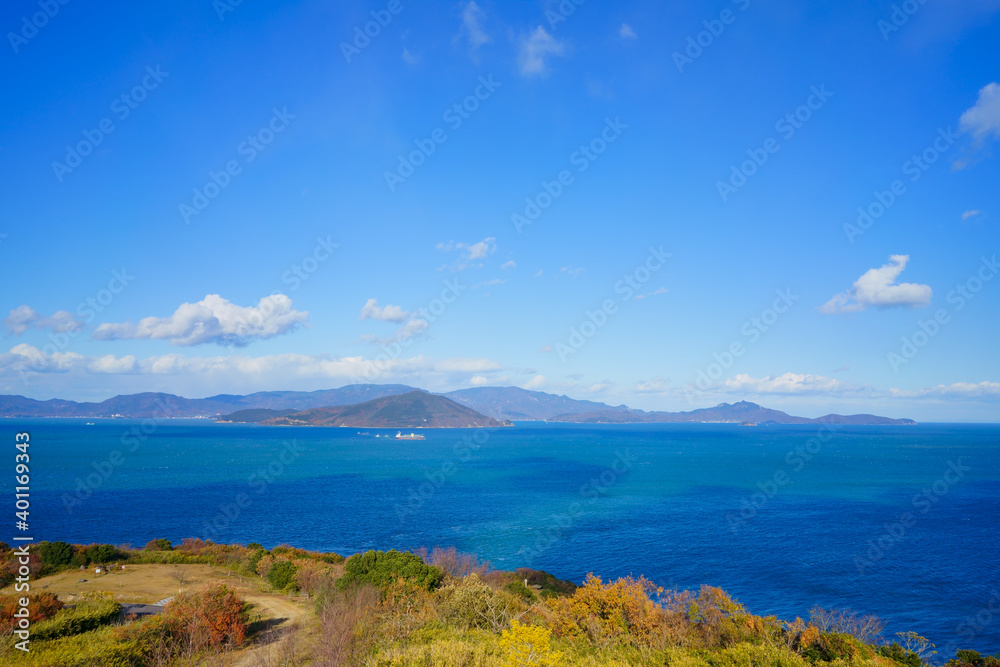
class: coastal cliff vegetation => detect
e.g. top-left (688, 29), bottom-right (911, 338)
top-left (0, 539), bottom-right (995, 666)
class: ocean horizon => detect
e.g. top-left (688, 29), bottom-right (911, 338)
top-left (26, 418), bottom-right (1000, 657)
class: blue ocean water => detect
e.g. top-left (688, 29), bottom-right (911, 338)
top-left (13, 420), bottom-right (1000, 655)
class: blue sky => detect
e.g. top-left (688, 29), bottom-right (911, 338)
top-left (1, 0), bottom-right (999, 421)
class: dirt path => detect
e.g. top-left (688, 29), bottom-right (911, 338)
top-left (233, 593), bottom-right (316, 667)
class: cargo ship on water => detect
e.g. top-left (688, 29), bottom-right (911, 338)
top-left (395, 431), bottom-right (425, 440)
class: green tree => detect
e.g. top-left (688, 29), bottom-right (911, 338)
top-left (39, 541), bottom-right (74, 566)
top-left (267, 561), bottom-right (298, 590)
top-left (337, 549), bottom-right (443, 591)
top-left (85, 544), bottom-right (118, 564)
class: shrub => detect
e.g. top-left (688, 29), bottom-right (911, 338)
top-left (548, 573), bottom-right (665, 645)
top-left (706, 642), bottom-right (807, 667)
top-left (505, 580), bottom-right (537, 602)
top-left (880, 642), bottom-right (922, 667)
top-left (0, 592), bottom-right (64, 634)
top-left (514, 568), bottom-right (577, 597)
top-left (70, 553), bottom-right (87, 567)
top-left (337, 549), bottom-right (443, 591)
top-left (0, 625), bottom-right (132, 667)
top-left (320, 552), bottom-right (345, 564)
top-left (316, 585), bottom-right (380, 665)
top-left (114, 582), bottom-right (250, 658)
top-left (440, 574), bottom-right (524, 633)
top-left (38, 541), bottom-right (74, 567)
top-left (802, 632), bottom-right (876, 662)
top-left (267, 560), bottom-right (299, 591)
top-left (246, 547), bottom-right (267, 575)
top-left (85, 544), bottom-right (118, 564)
top-left (294, 560), bottom-right (336, 598)
top-left (255, 553), bottom-right (275, 578)
top-left (144, 538), bottom-right (172, 551)
top-left (415, 546), bottom-right (491, 578)
top-left (165, 584), bottom-right (249, 648)
top-left (31, 595), bottom-right (122, 640)
top-left (809, 607), bottom-right (884, 644)
top-left (947, 651), bottom-right (1000, 667)
top-left (499, 620), bottom-right (562, 667)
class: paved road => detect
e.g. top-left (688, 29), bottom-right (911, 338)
top-left (119, 603), bottom-right (164, 618)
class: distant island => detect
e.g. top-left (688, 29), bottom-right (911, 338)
top-left (547, 400), bottom-right (916, 426)
top-left (0, 384), bottom-right (915, 426)
top-left (218, 391), bottom-right (511, 428)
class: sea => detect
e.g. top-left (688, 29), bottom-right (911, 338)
top-left (16, 419), bottom-right (1000, 657)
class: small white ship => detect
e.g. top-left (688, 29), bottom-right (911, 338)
top-left (395, 431), bottom-right (425, 440)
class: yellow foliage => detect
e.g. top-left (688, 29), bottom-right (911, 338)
top-left (366, 636), bottom-right (502, 666)
top-left (798, 625), bottom-right (820, 651)
top-left (549, 573), bottom-right (665, 644)
top-left (500, 620), bottom-right (564, 667)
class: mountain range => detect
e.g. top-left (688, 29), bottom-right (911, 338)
top-left (0, 385), bottom-right (915, 425)
top-left (547, 400), bottom-right (916, 426)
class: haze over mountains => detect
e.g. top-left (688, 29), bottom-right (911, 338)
top-left (547, 400), bottom-right (916, 426)
top-left (0, 384), bottom-right (915, 425)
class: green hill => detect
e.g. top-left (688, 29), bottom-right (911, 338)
top-left (216, 408), bottom-right (297, 423)
top-left (225, 391), bottom-right (509, 428)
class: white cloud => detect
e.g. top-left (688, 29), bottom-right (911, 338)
top-left (1, 343), bottom-right (84, 373)
top-left (533, 269), bottom-right (543, 277)
top-left (955, 82), bottom-right (1000, 169)
top-left (436, 237), bottom-right (496, 270)
top-left (723, 373), bottom-right (855, 395)
top-left (140, 353), bottom-right (500, 382)
top-left (466, 238), bottom-right (495, 260)
top-left (457, 1), bottom-right (491, 55)
top-left (634, 287), bottom-right (668, 300)
top-left (1, 345), bottom-right (504, 392)
top-left (524, 374), bottom-right (547, 389)
top-left (93, 294), bottom-right (308, 347)
top-left (636, 377), bottom-right (668, 393)
top-left (402, 47), bottom-right (419, 65)
top-left (501, 260), bottom-right (516, 270)
top-left (891, 381), bottom-right (1000, 398)
top-left (959, 82), bottom-right (1000, 143)
top-left (559, 266), bottom-right (585, 278)
top-left (395, 318), bottom-right (429, 341)
top-left (473, 278), bottom-right (505, 289)
top-left (516, 26), bottom-right (566, 76)
top-left (357, 316), bottom-right (429, 346)
top-left (619, 23), bottom-right (637, 39)
top-left (962, 209), bottom-right (981, 220)
top-left (469, 375), bottom-right (489, 386)
top-left (3, 306), bottom-right (83, 335)
top-left (88, 354), bottom-right (138, 374)
top-left (819, 255), bottom-right (932, 314)
top-left (435, 357), bottom-right (503, 373)
top-left (359, 298), bottom-right (410, 323)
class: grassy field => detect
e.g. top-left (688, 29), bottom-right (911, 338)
top-left (6, 563), bottom-right (255, 604)
top-left (1, 563), bottom-right (314, 666)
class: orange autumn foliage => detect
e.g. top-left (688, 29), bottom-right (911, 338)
top-left (548, 573), bottom-right (665, 645)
